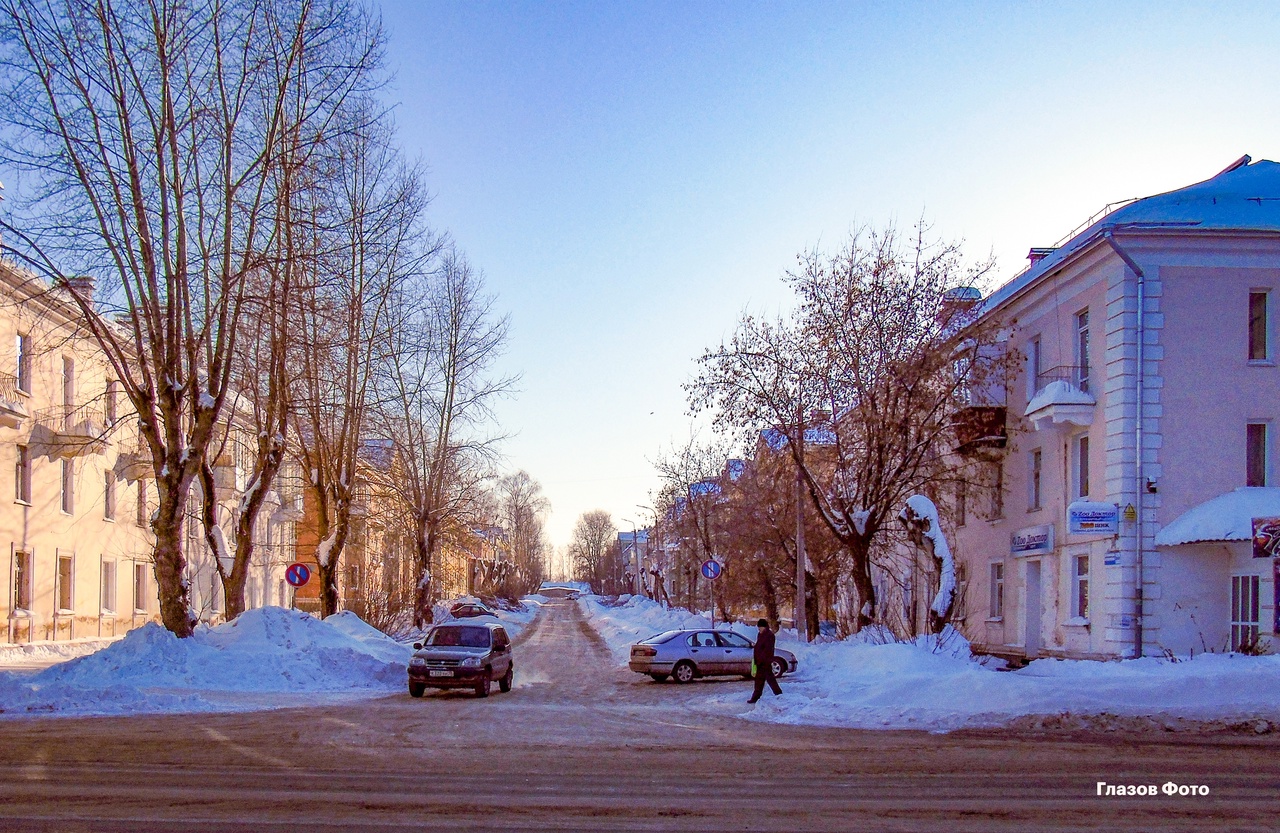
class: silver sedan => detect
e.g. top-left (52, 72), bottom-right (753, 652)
top-left (628, 628), bottom-right (797, 684)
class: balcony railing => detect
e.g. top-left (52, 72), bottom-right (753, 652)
top-left (1036, 364), bottom-right (1091, 395)
top-left (0, 372), bottom-right (29, 429)
top-left (34, 401), bottom-right (108, 456)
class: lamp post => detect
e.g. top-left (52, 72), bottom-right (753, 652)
top-left (621, 517), bottom-right (646, 598)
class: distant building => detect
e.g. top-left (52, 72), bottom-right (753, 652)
top-left (952, 156), bottom-right (1280, 659)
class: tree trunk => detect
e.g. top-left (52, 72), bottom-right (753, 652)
top-left (805, 570), bottom-right (819, 640)
top-left (151, 475), bottom-right (194, 638)
top-left (411, 516), bottom-right (437, 628)
top-left (849, 544), bottom-right (877, 630)
top-left (317, 557), bottom-right (340, 618)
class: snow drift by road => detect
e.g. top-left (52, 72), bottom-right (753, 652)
top-left (582, 594), bottom-right (1280, 731)
top-left (0, 597), bottom-right (546, 719)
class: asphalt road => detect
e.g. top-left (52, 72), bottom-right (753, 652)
top-left (0, 598), bottom-right (1277, 832)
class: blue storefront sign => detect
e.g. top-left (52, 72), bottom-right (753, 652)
top-left (1068, 501), bottom-right (1120, 535)
top-left (1011, 524), bottom-right (1054, 557)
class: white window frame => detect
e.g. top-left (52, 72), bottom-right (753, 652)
top-left (1029, 449), bottom-right (1042, 511)
top-left (133, 562), bottom-right (149, 614)
top-left (1248, 289), bottom-right (1270, 363)
top-left (989, 562), bottom-right (1004, 620)
top-left (1074, 435), bottom-right (1090, 499)
top-left (61, 458), bottom-right (74, 515)
top-left (15, 444), bottom-right (31, 504)
top-left (1075, 309), bottom-right (1091, 393)
top-left (1247, 422), bottom-right (1269, 487)
top-left (1026, 335), bottom-right (1043, 399)
top-left (101, 557), bottom-right (117, 615)
top-left (56, 551), bottom-right (74, 613)
top-left (1073, 554), bottom-right (1090, 620)
top-left (15, 332), bottom-right (31, 394)
top-left (1230, 574), bottom-right (1261, 652)
top-left (104, 468), bottom-right (116, 521)
top-left (12, 548), bottom-right (33, 612)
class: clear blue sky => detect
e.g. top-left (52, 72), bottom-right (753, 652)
top-left (379, 0), bottom-right (1280, 554)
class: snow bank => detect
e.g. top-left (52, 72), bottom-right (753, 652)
top-left (582, 596), bottom-right (1280, 731)
top-left (0, 636), bottom-right (122, 668)
top-left (0, 607), bottom-right (411, 719)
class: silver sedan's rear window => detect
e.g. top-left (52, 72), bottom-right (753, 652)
top-left (640, 630), bottom-right (684, 644)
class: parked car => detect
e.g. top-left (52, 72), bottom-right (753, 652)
top-left (448, 601), bottom-right (499, 619)
top-left (408, 622), bottom-right (514, 698)
top-left (628, 628), bottom-right (797, 684)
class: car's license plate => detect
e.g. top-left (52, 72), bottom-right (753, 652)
top-left (429, 670), bottom-right (453, 678)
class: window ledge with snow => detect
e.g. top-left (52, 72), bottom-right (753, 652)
top-left (1247, 359), bottom-right (1276, 367)
top-left (1064, 617), bottom-right (1090, 628)
top-left (985, 616), bottom-right (1003, 624)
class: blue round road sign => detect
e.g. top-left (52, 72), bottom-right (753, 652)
top-left (700, 559), bottom-right (722, 580)
top-left (285, 562), bottom-right (311, 588)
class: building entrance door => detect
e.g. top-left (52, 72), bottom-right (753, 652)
top-left (1024, 559), bottom-right (1042, 658)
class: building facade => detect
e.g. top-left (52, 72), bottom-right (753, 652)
top-left (953, 156), bottom-right (1280, 659)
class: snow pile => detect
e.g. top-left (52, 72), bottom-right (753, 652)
top-left (583, 597), bottom-right (1280, 731)
top-left (0, 606), bottom-right (412, 718)
top-left (0, 636), bottom-right (122, 668)
top-left (580, 594), bottom-right (718, 662)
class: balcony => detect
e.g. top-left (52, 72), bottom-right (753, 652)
top-left (951, 405), bottom-right (1008, 456)
top-left (114, 444), bottom-right (155, 482)
top-left (0, 372), bottom-right (29, 430)
top-left (1025, 366), bottom-right (1096, 431)
top-left (34, 401), bottom-right (107, 457)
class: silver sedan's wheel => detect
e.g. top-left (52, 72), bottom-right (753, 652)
top-left (672, 661), bottom-right (696, 684)
top-left (771, 657), bottom-right (786, 678)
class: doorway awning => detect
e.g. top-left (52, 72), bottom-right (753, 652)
top-left (1154, 487), bottom-right (1280, 546)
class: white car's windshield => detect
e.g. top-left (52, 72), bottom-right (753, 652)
top-left (427, 626), bottom-right (491, 648)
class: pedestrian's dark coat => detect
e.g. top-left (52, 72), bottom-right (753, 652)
top-left (753, 626), bottom-right (776, 665)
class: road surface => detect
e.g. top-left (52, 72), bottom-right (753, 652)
top-left (0, 598), bottom-right (1277, 831)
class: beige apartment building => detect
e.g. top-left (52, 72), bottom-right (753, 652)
top-left (2, 259), bottom-right (304, 642)
top-left (0, 264), bottom-right (159, 643)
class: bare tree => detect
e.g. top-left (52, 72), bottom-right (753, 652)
top-left (0, 0), bottom-right (382, 635)
top-left (688, 224), bottom-right (1010, 630)
top-left (375, 246), bottom-right (513, 627)
top-left (568, 509), bottom-right (617, 592)
top-left (290, 101), bottom-right (417, 618)
top-left (495, 470), bottom-right (550, 595)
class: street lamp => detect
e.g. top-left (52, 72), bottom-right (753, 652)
top-left (621, 517), bottom-right (646, 598)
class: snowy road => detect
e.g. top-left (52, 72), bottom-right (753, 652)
top-left (0, 599), bottom-right (1277, 832)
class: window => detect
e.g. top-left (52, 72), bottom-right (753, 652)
top-left (1029, 449), bottom-right (1042, 510)
top-left (136, 482), bottom-right (149, 528)
top-left (57, 553), bottom-right (73, 612)
top-left (62, 355), bottom-right (75, 417)
top-left (209, 573), bottom-right (222, 614)
top-left (989, 562), bottom-right (1004, 618)
top-left (1247, 423), bottom-right (1269, 487)
top-left (1027, 335), bottom-right (1043, 397)
top-left (13, 550), bottom-right (31, 611)
top-left (1073, 555), bottom-right (1090, 619)
top-left (101, 559), bottom-right (117, 614)
top-left (1075, 435), bottom-right (1091, 499)
top-left (986, 461), bottom-right (1005, 519)
top-left (1230, 574), bottom-right (1261, 652)
top-left (133, 562), bottom-right (149, 613)
top-left (15, 333), bottom-right (31, 394)
top-left (104, 469), bottom-right (116, 521)
top-left (61, 458), bottom-right (74, 514)
top-left (1249, 291), bottom-right (1269, 362)
top-left (15, 444), bottom-right (31, 504)
top-left (105, 380), bottom-right (119, 424)
top-left (1076, 309), bottom-right (1091, 392)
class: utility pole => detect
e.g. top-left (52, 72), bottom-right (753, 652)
top-left (795, 404), bottom-right (808, 642)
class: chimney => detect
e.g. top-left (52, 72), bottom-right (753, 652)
top-left (64, 275), bottom-right (96, 312)
top-left (1027, 248), bottom-right (1056, 268)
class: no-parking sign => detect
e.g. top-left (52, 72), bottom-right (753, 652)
top-left (285, 562), bottom-right (311, 587)
top-left (700, 559), bottom-right (722, 581)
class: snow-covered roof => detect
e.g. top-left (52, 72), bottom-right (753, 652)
top-left (1155, 487), bottom-right (1280, 547)
top-left (984, 157), bottom-right (1280, 314)
top-left (760, 426), bottom-right (837, 452)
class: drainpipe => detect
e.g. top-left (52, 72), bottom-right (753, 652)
top-left (1102, 228), bottom-right (1145, 659)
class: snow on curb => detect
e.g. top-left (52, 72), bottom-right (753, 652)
top-left (580, 594), bottom-right (1280, 732)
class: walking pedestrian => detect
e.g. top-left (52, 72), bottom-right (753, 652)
top-left (748, 618), bottom-right (782, 703)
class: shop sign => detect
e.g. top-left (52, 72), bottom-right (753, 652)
top-left (1011, 524), bottom-right (1054, 557)
top-left (1069, 501), bottom-right (1120, 535)
top-left (1252, 517), bottom-right (1280, 559)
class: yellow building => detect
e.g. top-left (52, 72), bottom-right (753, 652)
top-left (0, 264), bottom-right (158, 643)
